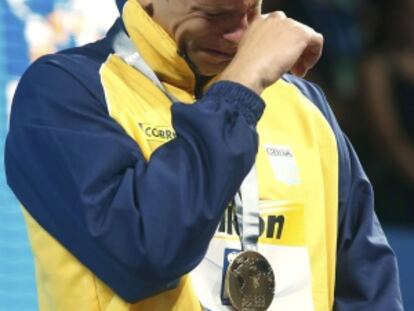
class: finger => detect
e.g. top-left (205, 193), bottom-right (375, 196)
top-left (304, 32), bottom-right (324, 68)
top-left (267, 11), bottom-right (287, 19)
top-left (291, 62), bottom-right (307, 78)
top-left (291, 33), bottom-right (324, 77)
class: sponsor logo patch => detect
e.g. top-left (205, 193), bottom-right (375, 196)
top-left (138, 123), bottom-right (176, 142)
top-left (216, 200), bottom-right (305, 246)
top-left (265, 144), bottom-right (300, 185)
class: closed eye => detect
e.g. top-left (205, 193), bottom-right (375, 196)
top-left (203, 11), bottom-right (226, 19)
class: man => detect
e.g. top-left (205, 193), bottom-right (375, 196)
top-left (5, 0), bottom-right (403, 310)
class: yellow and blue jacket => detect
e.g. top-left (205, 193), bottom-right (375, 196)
top-left (5, 0), bottom-right (403, 310)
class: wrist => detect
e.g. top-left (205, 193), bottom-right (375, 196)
top-left (219, 66), bottom-right (264, 95)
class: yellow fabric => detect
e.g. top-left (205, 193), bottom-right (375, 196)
top-left (123, 0), bottom-right (196, 94)
top-left (23, 206), bottom-right (201, 311)
top-left (23, 0), bottom-right (338, 310)
top-left (259, 83), bottom-right (339, 309)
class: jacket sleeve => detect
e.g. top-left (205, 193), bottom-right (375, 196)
top-left (282, 75), bottom-right (404, 310)
top-left (334, 135), bottom-right (404, 311)
top-left (5, 58), bottom-right (264, 303)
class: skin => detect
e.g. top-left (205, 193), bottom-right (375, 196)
top-left (138, 0), bottom-right (324, 94)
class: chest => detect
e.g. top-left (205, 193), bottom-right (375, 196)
top-left (101, 56), bottom-right (336, 246)
top-left (100, 57), bottom-right (339, 310)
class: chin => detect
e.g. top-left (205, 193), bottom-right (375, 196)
top-left (197, 67), bottom-right (222, 77)
top-left (194, 60), bottom-right (229, 77)
top-left (187, 51), bottom-right (231, 77)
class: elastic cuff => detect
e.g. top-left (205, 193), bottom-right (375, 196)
top-left (206, 81), bottom-right (265, 126)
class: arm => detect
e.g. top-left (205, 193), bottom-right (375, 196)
top-left (6, 11), bottom-right (324, 303)
top-left (284, 76), bottom-right (404, 310)
top-left (334, 135), bottom-right (404, 310)
top-left (310, 82), bottom-right (403, 310)
top-left (5, 58), bottom-right (264, 302)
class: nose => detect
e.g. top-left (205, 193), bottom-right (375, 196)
top-left (222, 14), bottom-right (249, 44)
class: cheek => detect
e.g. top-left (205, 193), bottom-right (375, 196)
top-left (175, 19), bottom-right (221, 52)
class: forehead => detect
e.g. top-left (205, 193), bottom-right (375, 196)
top-left (190, 0), bottom-right (260, 10)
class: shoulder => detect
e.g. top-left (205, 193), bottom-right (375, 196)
top-left (26, 38), bottom-right (113, 96)
top-left (281, 74), bottom-right (335, 123)
top-left (280, 73), bottom-right (344, 139)
top-left (280, 74), bottom-right (354, 208)
top-left (11, 40), bottom-right (114, 126)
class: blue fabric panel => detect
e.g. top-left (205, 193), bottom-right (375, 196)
top-left (283, 74), bottom-right (404, 310)
top-left (5, 41), bottom-right (264, 302)
top-left (116, 0), bottom-right (127, 13)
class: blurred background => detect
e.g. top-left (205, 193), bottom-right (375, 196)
top-left (0, 0), bottom-right (413, 309)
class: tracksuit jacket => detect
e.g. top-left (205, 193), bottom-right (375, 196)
top-left (5, 0), bottom-right (404, 310)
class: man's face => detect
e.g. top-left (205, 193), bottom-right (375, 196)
top-left (151, 0), bottom-right (261, 76)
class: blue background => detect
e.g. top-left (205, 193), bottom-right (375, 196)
top-left (0, 0), bottom-right (37, 309)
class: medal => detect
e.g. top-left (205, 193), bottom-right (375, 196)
top-left (225, 250), bottom-right (275, 311)
top-left (223, 166), bottom-right (276, 310)
top-left (112, 23), bottom-right (274, 309)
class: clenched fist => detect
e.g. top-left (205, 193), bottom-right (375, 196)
top-left (220, 12), bottom-right (324, 94)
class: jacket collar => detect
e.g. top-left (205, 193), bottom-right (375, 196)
top-left (119, 0), bottom-right (196, 94)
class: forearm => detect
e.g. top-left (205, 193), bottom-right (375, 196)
top-left (5, 60), bottom-right (265, 301)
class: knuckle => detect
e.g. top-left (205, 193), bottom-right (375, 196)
top-left (276, 10), bottom-right (287, 18)
top-left (286, 17), bottom-right (301, 28)
top-left (268, 10), bottom-right (287, 19)
top-left (318, 33), bottom-right (325, 43)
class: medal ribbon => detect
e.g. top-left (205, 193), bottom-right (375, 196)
top-left (235, 165), bottom-right (260, 251)
top-left (109, 19), bottom-right (178, 102)
top-left (111, 19), bottom-right (262, 253)
top-left (111, 16), bottom-right (273, 310)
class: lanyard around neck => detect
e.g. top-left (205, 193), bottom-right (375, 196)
top-left (110, 19), bottom-right (178, 103)
top-left (235, 165), bottom-right (260, 251)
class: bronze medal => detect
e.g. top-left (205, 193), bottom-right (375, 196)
top-left (225, 250), bottom-right (275, 311)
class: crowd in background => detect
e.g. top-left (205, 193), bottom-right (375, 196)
top-left (263, 0), bottom-right (414, 226)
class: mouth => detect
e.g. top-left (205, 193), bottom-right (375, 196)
top-left (203, 48), bottom-right (237, 60)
